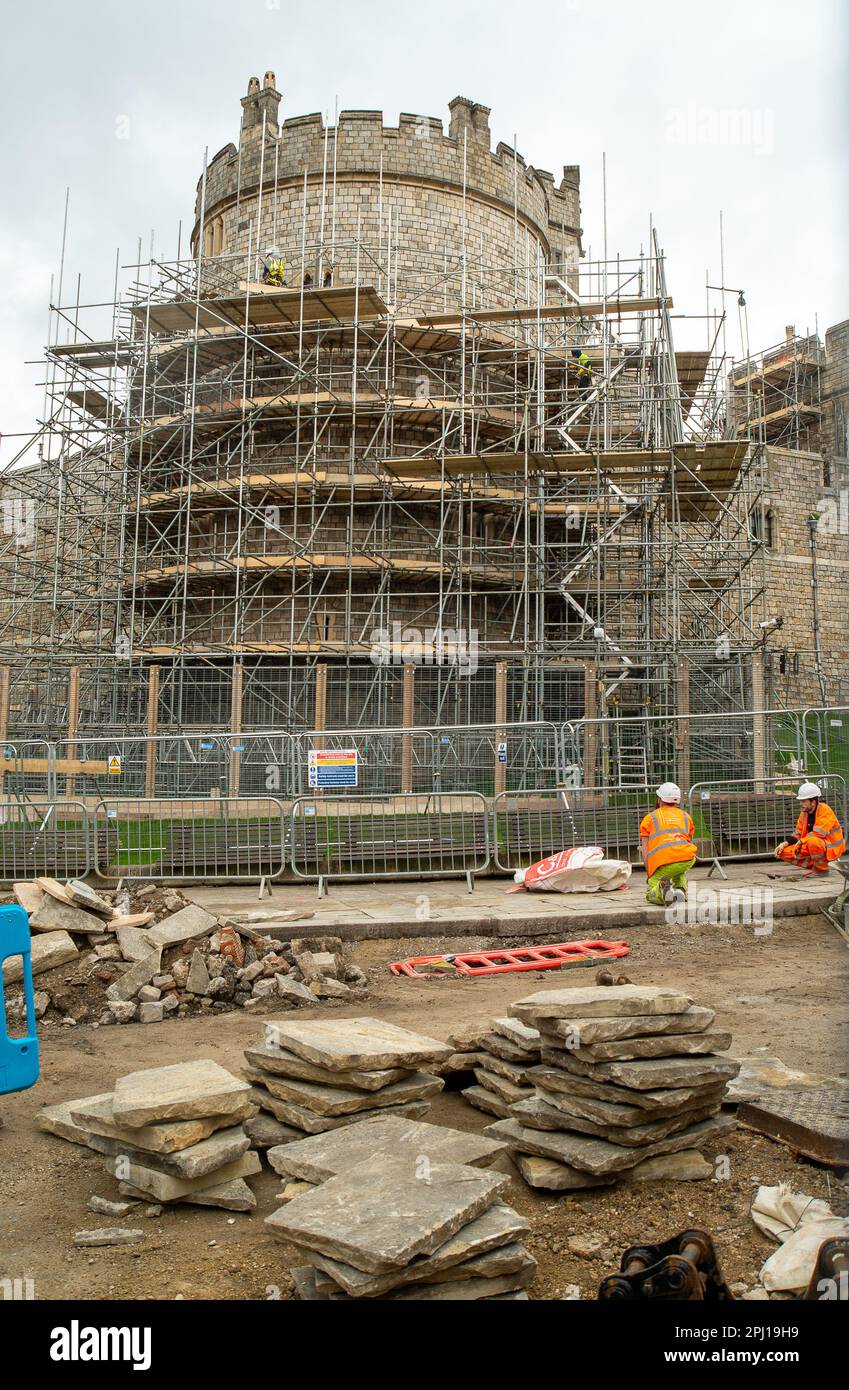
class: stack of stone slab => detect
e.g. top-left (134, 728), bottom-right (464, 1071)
top-left (265, 1116), bottom-right (534, 1299)
top-left (483, 984), bottom-right (739, 1192)
top-left (243, 1016), bottom-right (452, 1148)
top-left (39, 1060), bottom-right (261, 1211)
top-left (460, 1016), bottom-right (542, 1119)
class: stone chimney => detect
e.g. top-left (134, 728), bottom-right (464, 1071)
top-left (241, 72), bottom-right (282, 139)
top-left (449, 96), bottom-right (490, 148)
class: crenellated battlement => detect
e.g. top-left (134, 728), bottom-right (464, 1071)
top-left (193, 75), bottom-right (582, 277)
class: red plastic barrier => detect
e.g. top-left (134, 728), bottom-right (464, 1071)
top-left (388, 939), bottom-right (629, 978)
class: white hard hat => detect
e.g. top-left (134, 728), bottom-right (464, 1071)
top-left (797, 782), bottom-right (821, 800)
top-left (656, 782), bottom-right (682, 804)
top-left (265, 245), bottom-right (280, 257)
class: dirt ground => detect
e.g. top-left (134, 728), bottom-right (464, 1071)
top-left (2, 910), bottom-right (848, 1301)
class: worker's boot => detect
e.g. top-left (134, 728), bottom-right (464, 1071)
top-left (658, 876), bottom-right (675, 906)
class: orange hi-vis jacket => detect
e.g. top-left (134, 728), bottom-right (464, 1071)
top-left (639, 805), bottom-right (697, 879)
top-left (794, 802), bottom-right (845, 861)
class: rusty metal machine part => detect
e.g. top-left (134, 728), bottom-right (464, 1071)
top-left (804, 1237), bottom-right (849, 1299)
top-left (597, 1229), bottom-right (734, 1301)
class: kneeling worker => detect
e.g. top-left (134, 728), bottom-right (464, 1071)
top-left (775, 782), bottom-right (845, 875)
top-left (639, 782), bottom-right (697, 906)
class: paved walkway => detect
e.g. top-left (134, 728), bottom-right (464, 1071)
top-left (186, 861), bottom-right (843, 940)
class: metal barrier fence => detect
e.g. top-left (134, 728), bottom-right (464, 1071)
top-left (0, 800), bottom-right (91, 880)
top-left (0, 741), bottom-right (56, 799)
top-left (800, 707), bottom-right (849, 781)
top-left (493, 785), bottom-right (652, 873)
top-left (91, 797), bottom-right (287, 884)
top-left (289, 792), bottom-right (491, 890)
top-left (688, 773), bottom-right (848, 864)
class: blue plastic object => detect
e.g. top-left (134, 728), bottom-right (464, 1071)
top-left (0, 903), bottom-right (40, 1095)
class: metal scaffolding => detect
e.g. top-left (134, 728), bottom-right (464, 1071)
top-left (0, 222), bottom-right (767, 747)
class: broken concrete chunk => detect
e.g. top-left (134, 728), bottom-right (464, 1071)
top-left (13, 882), bottom-right (44, 915)
top-left (29, 897), bottom-right (106, 936)
top-left (185, 949), bottom-right (210, 996)
top-left (110, 911), bottom-right (155, 930)
top-left (105, 950), bottom-right (162, 1003)
top-left (88, 1195), bottom-right (139, 1217)
top-left (116, 925), bottom-right (158, 963)
top-left (275, 976), bottom-right (319, 1006)
top-left (73, 1228), bottom-right (145, 1247)
top-left (144, 904), bottom-right (217, 949)
top-left (138, 1002), bottom-right (165, 1024)
top-left (111, 1059), bottom-right (253, 1127)
top-left (3, 930), bottom-right (78, 984)
top-left (64, 880), bottom-right (113, 916)
top-left (108, 1001), bottom-right (138, 1024)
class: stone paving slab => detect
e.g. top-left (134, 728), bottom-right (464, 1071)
top-left (305, 1206), bottom-right (528, 1301)
top-left (244, 1045), bottom-right (406, 1092)
top-left (261, 1017), bottom-right (452, 1071)
top-left (29, 898), bottom-right (106, 936)
top-left (511, 1094), bottom-right (721, 1146)
top-left (119, 1177), bottom-right (256, 1211)
top-left (546, 1051), bottom-right (741, 1092)
top-left (37, 1093), bottom-right (111, 1146)
top-left (70, 1095), bottom-right (258, 1153)
top-left (3, 930), bottom-right (78, 984)
top-left (573, 1031), bottom-right (732, 1063)
top-left (248, 1086), bottom-right (431, 1134)
top-left (484, 1113), bottom-right (735, 1175)
top-left (530, 1068), bottom-right (725, 1127)
top-left (534, 1055), bottom-right (728, 1111)
top-left (107, 1150), bottom-right (261, 1203)
top-left (266, 1156), bottom-right (509, 1273)
top-left (242, 1065), bottom-right (443, 1117)
top-left (539, 1006), bottom-right (716, 1046)
top-left (111, 1060), bottom-right (253, 1126)
top-left (511, 985), bottom-right (693, 1022)
top-left (144, 904), bottom-right (217, 949)
top-left (517, 1148), bottom-right (713, 1190)
top-left (88, 1125), bottom-right (251, 1178)
top-left (463, 1085), bottom-right (512, 1120)
top-left (266, 1114), bottom-right (507, 1184)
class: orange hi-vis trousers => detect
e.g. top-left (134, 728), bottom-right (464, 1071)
top-left (776, 839), bottom-right (829, 873)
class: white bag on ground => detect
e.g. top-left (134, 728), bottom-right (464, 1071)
top-left (752, 1183), bottom-right (849, 1292)
top-left (511, 845), bottom-right (632, 894)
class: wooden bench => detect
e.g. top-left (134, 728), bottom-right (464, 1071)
top-left (0, 824), bottom-right (116, 881)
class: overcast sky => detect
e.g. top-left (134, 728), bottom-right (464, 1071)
top-left (1, 0), bottom-right (845, 466)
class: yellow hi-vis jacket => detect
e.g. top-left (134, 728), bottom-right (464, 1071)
top-left (639, 804), bottom-right (697, 878)
top-left (576, 351), bottom-right (592, 381)
top-left (264, 258), bottom-right (285, 286)
top-left (794, 802), bottom-right (845, 861)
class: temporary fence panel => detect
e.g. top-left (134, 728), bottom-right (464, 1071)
top-left (293, 729), bottom-right (435, 797)
top-left (289, 793), bottom-right (490, 885)
top-left (433, 722), bottom-right (562, 795)
top-left (91, 797), bottom-right (287, 883)
top-left (0, 801), bottom-right (91, 881)
top-left (0, 741), bottom-right (55, 800)
top-left (800, 708), bottom-right (849, 781)
top-left (688, 773), bottom-right (848, 864)
top-left (492, 785), bottom-right (653, 873)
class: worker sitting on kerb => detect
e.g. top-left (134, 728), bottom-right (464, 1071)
top-left (775, 782), bottom-right (846, 876)
top-left (639, 782), bottom-right (697, 907)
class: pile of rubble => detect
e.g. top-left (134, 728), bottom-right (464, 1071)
top-left (2, 877), bottom-right (368, 1027)
top-left (242, 1016), bottom-right (451, 1147)
top-left (39, 1060), bottom-right (261, 1214)
top-left (483, 984), bottom-right (739, 1191)
top-left (264, 1113), bottom-right (535, 1299)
